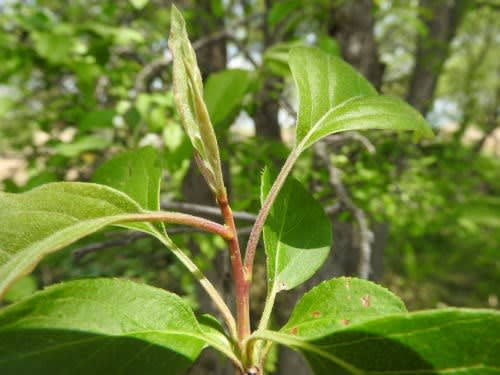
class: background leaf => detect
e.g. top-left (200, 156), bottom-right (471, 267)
top-left (130, 0), bottom-right (149, 10)
top-left (52, 136), bottom-right (111, 158)
top-left (0, 182), bottom-right (157, 298)
top-left (92, 146), bottom-right (162, 211)
top-left (268, 0), bottom-right (301, 27)
top-left (0, 278), bottom-right (206, 374)
top-left (204, 69), bottom-right (251, 129)
top-left (262, 168), bottom-right (331, 292)
top-left (264, 308), bottom-right (500, 374)
top-left (282, 277), bottom-right (406, 338)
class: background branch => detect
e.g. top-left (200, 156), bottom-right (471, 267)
top-left (73, 226), bottom-right (253, 262)
top-left (315, 141), bottom-right (374, 279)
top-left (161, 201), bottom-right (257, 221)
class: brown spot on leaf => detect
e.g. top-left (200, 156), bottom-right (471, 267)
top-left (361, 294), bottom-right (371, 308)
top-left (311, 311), bottom-right (321, 318)
top-left (340, 319), bottom-right (350, 326)
top-left (289, 326), bottom-right (298, 335)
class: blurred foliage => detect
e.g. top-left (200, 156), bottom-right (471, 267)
top-left (0, 0), bottom-right (498, 314)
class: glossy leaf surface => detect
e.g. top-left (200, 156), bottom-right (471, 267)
top-left (289, 47), bottom-right (433, 151)
top-left (261, 169), bottom-right (331, 292)
top-left (300, 95), bottom-right (434, 150)
top-left (0, 278), bottom-right (206, 374)
top-left (282, 277), bottom-right (406, 337)
top-left (264, 308), bottom-right (500, 374)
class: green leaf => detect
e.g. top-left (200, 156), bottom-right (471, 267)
top-left (262, 168), bottom-right (331, 292)
top-left (168, 5), bottom-right (226, 197)
top-left (262, 308), bottom-right (500, 374)
top-left (263, 41), bottom-right (304, 76)
top-left (210, 0), bottom-right (224, 17)
top-left (78, 109), bottom-right (115, 130)
top-left (0, 278), bottom-right (206, 374)
top-left (3, 275), bottom-right (37, 303)
top-left (92, 146), bottom-right (162, 211)
top-left (32, 28), bottom-right (73, 64)
top-left (130, 0), bottom-right (149, 10)
top-left (0, 182), bottom-right (158, 299)
top-left (289, 47), bottom-right (433, 151)
top-left (52, 135), bottom-right (111, 157)
top-left (281, 277), bottom-right (406, 338)
top-left (81, 23), bottom-right (144, 45)
top-left (204, 69), bottom-right (251, 129)
top-left (268, 0), bottom-right (301, 27)
top-left (300, 95), bottom-right (434, 150)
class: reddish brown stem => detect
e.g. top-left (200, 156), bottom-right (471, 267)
top-left (217, 195), bottom-right (251, 346)
top-left (121, 212), bottom-right (233, 240)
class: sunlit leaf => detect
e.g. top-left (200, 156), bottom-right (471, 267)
top-left (0, 182), bottom-right (158, 299)
top-left (262, 168), bottom-right (331, 293)
top-left (168, 5), bottom-right (226, 197)
top-left (289, 47), bottom-right (433, 151)
top-left (0, 278), bottom-right (207, 374)
top-left (261, 308), bottom-right (499, 374)
top-left (281, 277), bottom-right (406, 338)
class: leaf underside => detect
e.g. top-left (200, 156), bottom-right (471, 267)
top-left (0, 182), bottom-right (157, 299)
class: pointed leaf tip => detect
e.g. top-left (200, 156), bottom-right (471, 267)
top-left (288, 47), bottom-right (434, 152)
top-left (168, 5), bottom-right (226, 198)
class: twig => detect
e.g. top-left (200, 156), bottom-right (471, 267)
top-left (161, 201), bottom-right (257, 221)
top-left (217, 194), bottom-right (250, 343)
top-left (73, 226), bottom-right (254, 261)
top-left (315, 142), bottom-right (374, 279)
top-left (279, 97), bottom-right (297, 118)
top-left (134, 12), bottom-right (263, 93)
top-left (325, 202), bottom-right (342, 215)
top-left (324, 132), bottom-right (376, 154)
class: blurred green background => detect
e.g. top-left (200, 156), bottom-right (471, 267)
top-left (0, 0), bottom-right (498, 361)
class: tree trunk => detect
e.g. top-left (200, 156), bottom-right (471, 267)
top-left (254, 75), bottom-right (282, 140)
top-left (254, 0), bottom-right (283, 141)
top-left (407, 0), bottom-right (468, 114)
top-left (329, 0), bottom-right (384, 90)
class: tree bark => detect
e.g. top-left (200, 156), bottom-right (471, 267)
top-left (254, 0), bottom-right (283, 141)
top-left (407, 0), bottom-right (468, 114)
top-left (329, 0), bottom-right (384, 89)
top-left (254, 75), bottom-right (282, 140)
